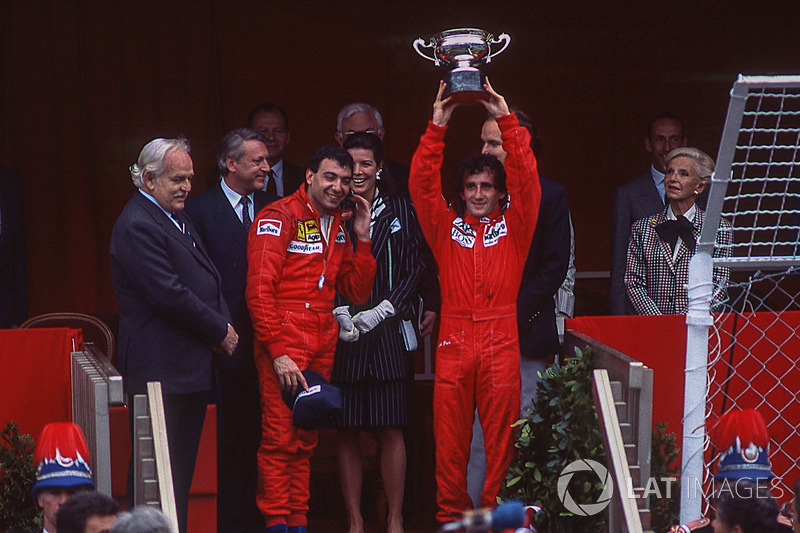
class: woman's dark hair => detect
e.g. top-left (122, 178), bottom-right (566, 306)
top-left (342, 132), bottom-right (384, 166)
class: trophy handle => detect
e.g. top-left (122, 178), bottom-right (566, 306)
top-left (486, 33), bottom-right (511, 64)
top-left (413, 38), bottom-right (440, 66)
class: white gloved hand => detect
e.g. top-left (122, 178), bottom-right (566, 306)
top-left (333, 306), bottom-right (360, 342)
top-left (352, 300), bottom-right (396, 334)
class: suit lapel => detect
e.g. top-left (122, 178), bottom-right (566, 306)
top-left (135, 194), bottom-right (219, 277)
top-left (369, 195), bottom-right (393, 260)
top-left (651, 210), bottom-right (679, 274)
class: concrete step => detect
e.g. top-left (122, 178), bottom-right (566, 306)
top-left (619, 421), bottom-right (633, 442)
top-left (610, 380), bottom-right (623, 401)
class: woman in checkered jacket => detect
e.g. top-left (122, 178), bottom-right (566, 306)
top-left (625, 147), bottom-right (732, 315)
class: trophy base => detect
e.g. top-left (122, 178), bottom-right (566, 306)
top-left (443, 69), bottom-right (488, 103)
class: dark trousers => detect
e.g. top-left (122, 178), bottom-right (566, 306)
top-left (127, 391), bottom-right (208, 533)
top-left (217, 368), bottom-right (266, 533)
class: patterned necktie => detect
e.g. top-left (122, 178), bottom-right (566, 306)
top-left (266, 169), bottom-right (277, 196)
top-left (240, 196), bottom-right (252, 229)
top-left (172, 213), bottom-right (195, 247)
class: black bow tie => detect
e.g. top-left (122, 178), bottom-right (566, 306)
top-left (656, 215), bottom-right (696, 252)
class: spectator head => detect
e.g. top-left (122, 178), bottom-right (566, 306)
top-left (217, 128), bottom-right (270, 195)
top-left (32, 423), bottom-right (96, 533)
top-left (480, 106), bottom-right (542, 163)
top-left (645, 112), bottom-right (687, 173)
top-left (247, 103), bottom-right (290, 166)
top-left (335, 103), bottom-right (384, 146)
top-left (55, 491), bottom-right (119, 533)
top-left (305, 145), bottom-right (354, 216)
top-left (130, 138), bottom-right (193, 213)
top-left (110, 506), bottom-right (172, 533)
top-left (455, 154), bottom-right (507, 219)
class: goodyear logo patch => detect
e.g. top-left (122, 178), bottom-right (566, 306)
top-left (257, 219), bottom-right (282, 236)
top-left (483, 218), bottom-right (507, 247)
top-left (450, 217), bottom-right (476, 248)
top-left (296, 219), bottom-right (321, 243)
top-left (288, 241), bottom-right (323, 254)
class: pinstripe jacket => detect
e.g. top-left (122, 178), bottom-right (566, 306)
top-left (332, 190), bottom-right (425, 382)
top-left (624, 207), bottom-right (732, 315)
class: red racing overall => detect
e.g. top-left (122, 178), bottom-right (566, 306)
top-left (246, 185), bottom-right (375, 528)
top-left (409, 113), bottom-right (540, 522)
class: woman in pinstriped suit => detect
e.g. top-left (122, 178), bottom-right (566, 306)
top-left (332, 133), bottom-right (426, 533)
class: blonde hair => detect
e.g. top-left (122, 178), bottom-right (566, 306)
top-left (665, 147), bottom-right (714, 184)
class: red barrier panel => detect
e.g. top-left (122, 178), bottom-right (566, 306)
top-left (0, 327), bottom-right (82, 438)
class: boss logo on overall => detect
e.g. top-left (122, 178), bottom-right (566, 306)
top-left (451, 217), bottom-right (476, 248)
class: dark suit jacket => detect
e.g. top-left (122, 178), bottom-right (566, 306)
top-left (184, 184), bottom-right (277, 369)
top-left (333, 192), bottom-right (424, 382)
top-left (517, 177), bottom-right (571, 359)
top-left (110, 192), bottom-right (230, 395)
top-left (281, 160), bottom-right (306, 197)
top-left (610, 170), bottom-right (664, 314)
top-left (0, 168), bottom-right (27, 327)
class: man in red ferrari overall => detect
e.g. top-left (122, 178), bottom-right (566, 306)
top-left (246, 145), bottom-right (376, 533)
top-left (409, 80), bottom-right (541, 523)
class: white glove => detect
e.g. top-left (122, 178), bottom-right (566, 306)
top-left (352, 300), bottom-right (395, 335)
top-left (333, 306), bottom-right (360, 342)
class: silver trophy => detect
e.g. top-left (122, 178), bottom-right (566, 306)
top-left (413, 28), bottom-right (511, 102)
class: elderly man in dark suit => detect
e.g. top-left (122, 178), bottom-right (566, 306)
top-left (185, 128), bottom-right (277, 533)
top-left (610, 113), bottom-right (690, 314)
top-left (0, 166), bottom-right (27, 328)
top-left (247, 103), bottom-right (306, 197)
top-left (110, 137), bottom-right (238, 533)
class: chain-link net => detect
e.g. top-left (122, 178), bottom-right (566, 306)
top-left (698, 76), bottom-right (800, 511)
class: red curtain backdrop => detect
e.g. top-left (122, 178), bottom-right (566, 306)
top-left (2, 1), bottom-right (800, 317)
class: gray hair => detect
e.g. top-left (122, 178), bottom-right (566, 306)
top-left (130, 138), bottom-right (190, 189)
top-left (217, 128), bottom-right (267, 176)
top-left (336, 103), bottom-right (383, 134)
top-left (111, 506), bottom-right (173, 533)
top-left (665, 146), bottom-right (715, 184)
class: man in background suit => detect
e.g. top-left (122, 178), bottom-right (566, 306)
top-left (110, 137), bottom-right (238, 533)
top-left (185, 128), bottom-right (277, 533)
top-left (609, 112), bottom-right (689, 315)
top-left (0, 166), bottom-right (27, 328)
top-left (247, 103), bottom-right (305, 197)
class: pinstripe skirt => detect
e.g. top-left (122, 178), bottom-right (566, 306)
top-left (337, 376), bottom-right (409, 428)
